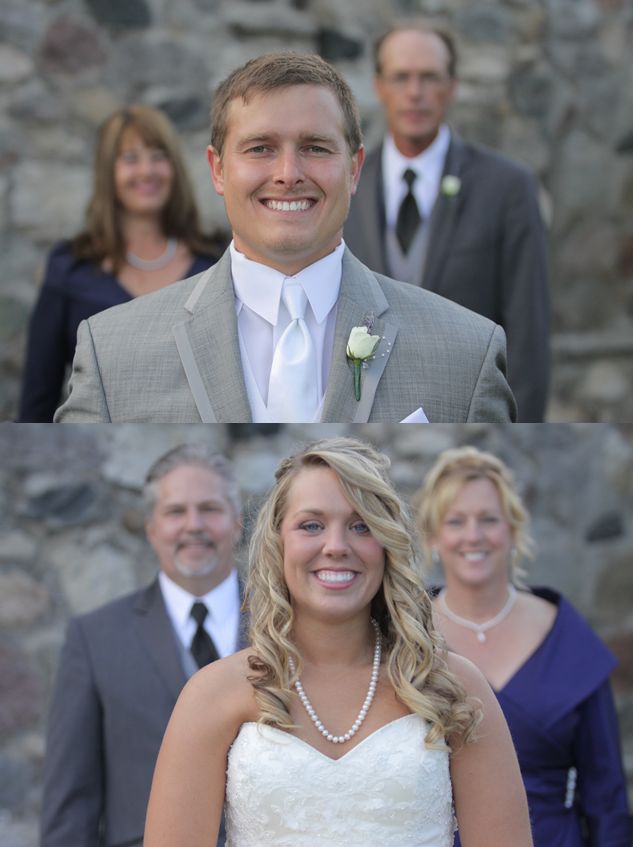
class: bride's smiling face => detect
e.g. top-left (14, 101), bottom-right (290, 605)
top-left (279, 466), bottom-right (385, 620)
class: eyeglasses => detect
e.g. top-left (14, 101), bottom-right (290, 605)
top-left (380, 71), bottom-right (451, 90)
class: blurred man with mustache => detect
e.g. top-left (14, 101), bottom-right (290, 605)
top-left (41, 444), bottom-right (244, 847)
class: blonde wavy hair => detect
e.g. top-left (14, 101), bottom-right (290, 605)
top-left (246, 437), bottom-right (481, 750)
top-left (413, 446), bottom-right (535, 584)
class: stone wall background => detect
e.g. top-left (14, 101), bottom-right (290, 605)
top-left (0, 422), bottom-right (632, 846)
top-left (0, 0), bottom-right (632, 420)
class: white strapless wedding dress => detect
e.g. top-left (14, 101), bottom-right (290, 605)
top-left (225, 713), bottom-right (456, 846)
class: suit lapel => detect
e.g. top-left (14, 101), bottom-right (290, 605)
top-left (133, 580), bottom-right (187, 702)
top-left (422, 132), bottom-right (467, 292)
top-left (320, 250), bottom-right (398, 422)
top-left (172, 251), bottom-right (252, 423)
top-left (350, 147), bottom-right (389, 275)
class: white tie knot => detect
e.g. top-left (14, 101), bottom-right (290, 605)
top-left (282, 280), bottom-right (307, 322)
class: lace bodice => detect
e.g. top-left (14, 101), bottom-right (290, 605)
top-left (225, 713), bottom-right (455, 847)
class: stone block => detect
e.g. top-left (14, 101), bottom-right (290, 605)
top-left (0, 645), bottom-right (41, 737)
top-left (585, 511), bottom-right (625, 542)
top-left (39, 15), bottom-right (107, 75)
top-left (0, 754), bottom-right (32, 815)
top-left (594, 553), bottom-right (633, 624)
top-left (606, 631), bottom-right (633, 695)
top-left (10, 161), bottom-right (91, 241)
top-left (49, 540), bottom-right (137, 615)
top-left (0, 296), bottom-right (30, 346)
top-left (108, 36), bottom-right (208, 98)
top-left (455, 5), bottom-right (514, 43)
top-left (0, 571), bottom-right (49, 627)
top-left (220, 1), bottom-right (316, 37)
top-left (0, 46), bottom-right (34, 85)
top-left (8, 81), bottom-right (68, 125)
top-left (0, 532), bottom-right (37, 562)
top-left (85, 0), bottom-right (151, 29)
top-left (579, 362), bottom-right (630, 406)
top-left (23, 478), bottom-right (104, 528)
top-left (101, 424), bottom-right (229, 490)
top-left (317, 29), bottom-right (364, 61)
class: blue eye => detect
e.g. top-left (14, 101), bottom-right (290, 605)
top-left (300, 521), bottom-right (322, 532)
top-left (351, 521), bottom-right (370, 534)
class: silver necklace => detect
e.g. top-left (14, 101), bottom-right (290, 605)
top-left (288, 618), bottom-right (381, 744)
top-left (439, 586), bottom-right (517, 643)
top-left (126, 238), bottom-right (177, 271)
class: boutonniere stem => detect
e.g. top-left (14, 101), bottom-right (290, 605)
top-left (346, 326), bottom-right (381, 401)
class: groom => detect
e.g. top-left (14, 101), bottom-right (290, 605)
top-left (54, 52), bottom-right (516, 423)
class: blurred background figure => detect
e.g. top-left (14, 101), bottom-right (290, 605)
top-left (18, 105), bottom-right (227, 422)
top-left (345, 21), bottom-right (550, 422)
top-left (40, 444), bottom-right (245, 847)
top-left (414, 446), bottom-right (633, 847)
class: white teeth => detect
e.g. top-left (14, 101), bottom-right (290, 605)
top-left (463, 552), bottom-right (486, 561)
top-left (315, 570), bottom-right (355, 583)
top-left (266, 199), bottom-right (312, 211)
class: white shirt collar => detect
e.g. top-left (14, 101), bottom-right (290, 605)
top-left (158, 568), bottom-right (239, 631)
top-left (383, 124), bottom-right (451, 180)
top-left (230, 240), bottom-right (344, 326)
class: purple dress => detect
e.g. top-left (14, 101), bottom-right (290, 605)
top-left (454, 588), bottom-right (632, 847)
top-left (18, 241), bottom-right (217, 421)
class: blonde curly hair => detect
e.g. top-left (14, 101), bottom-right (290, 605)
top-left (246, 437), bottom-right (481, 750)
top-left (413, 445), bottom-right (535, 584)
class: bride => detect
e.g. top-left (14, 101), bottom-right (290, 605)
top-left (144, 437), bottom-right (533, 847)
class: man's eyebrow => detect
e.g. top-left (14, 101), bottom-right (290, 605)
top-left (235, 132), bottom-right (341, 147)
top-left (237, 133), bottom-right (278, 147)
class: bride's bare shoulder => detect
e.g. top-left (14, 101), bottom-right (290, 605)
top-left (175, 648), bottom-right (261, 732)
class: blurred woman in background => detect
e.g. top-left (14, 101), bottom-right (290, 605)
top-left (414, 446), bottom-right (632, 847)
top-left (19, 104), bottom-right (226, 421)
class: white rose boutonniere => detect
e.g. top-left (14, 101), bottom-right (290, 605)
top-left (441, 175), bottom-right (461, 197)
top-left (346, 326), bottom-right (381, 401)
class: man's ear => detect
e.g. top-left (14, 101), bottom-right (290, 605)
top-left (207, 145), bottom-right (225, 196)
top-left (350, 145), bottom-right (366, 195)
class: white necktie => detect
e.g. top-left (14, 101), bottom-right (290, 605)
top-left (267, 280), bottom-right (318, 422)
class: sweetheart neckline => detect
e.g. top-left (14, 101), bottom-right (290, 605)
top-left (237, 713), bottom-right (423, 763)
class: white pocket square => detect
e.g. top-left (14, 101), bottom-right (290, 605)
top-left (400, 407), bottom-right (429, 423)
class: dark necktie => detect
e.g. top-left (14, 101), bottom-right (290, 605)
top-left (395, 168), bottom-right (422, 254)
top-left (190, 602), bottom-right (220, 668)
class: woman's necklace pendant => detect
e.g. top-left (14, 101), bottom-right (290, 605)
top-left (477, 631), bottom-right (486, 643)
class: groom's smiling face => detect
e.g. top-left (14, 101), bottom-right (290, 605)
top-left (207, 84), bottom-right (364, 275)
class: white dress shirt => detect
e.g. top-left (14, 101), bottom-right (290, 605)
top-left (158, 569), bottom-right (240, 659)
top-left (382, 125), bottom-right (451, 228)
top-left (230, 241), bottom-right (344, 422)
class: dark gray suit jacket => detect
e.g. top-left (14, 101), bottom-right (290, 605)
top-left (40, 579), bottom-right (247, 847)
top-left (344, 133), bottom-right (550, 422)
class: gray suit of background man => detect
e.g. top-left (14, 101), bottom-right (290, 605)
top-left (344, 21), bottom-right (550, 422)
top-left (41, 445), bottom-right (246, 847)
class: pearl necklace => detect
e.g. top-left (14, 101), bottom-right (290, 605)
top-left (439, 586), bottom-right (517, 643)
top-left (288, 618), bottom-right (381, 744)
top-left (127, 238), bottom-right (177, 271)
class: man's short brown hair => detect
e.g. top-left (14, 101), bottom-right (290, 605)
top-left (210, 51), bottom-right (363, 157)
top-left (374, 21), bottom-right (458, 79)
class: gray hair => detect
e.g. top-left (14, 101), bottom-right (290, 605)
top-left (143, 444), bottom-right (241, 516)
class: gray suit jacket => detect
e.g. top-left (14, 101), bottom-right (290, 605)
top-left (344, 134), bottom-right (550, 422)
top-left (40, 579), bottom-right (248, 847)
top-left (54, 247), bottom-right (516, 423)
